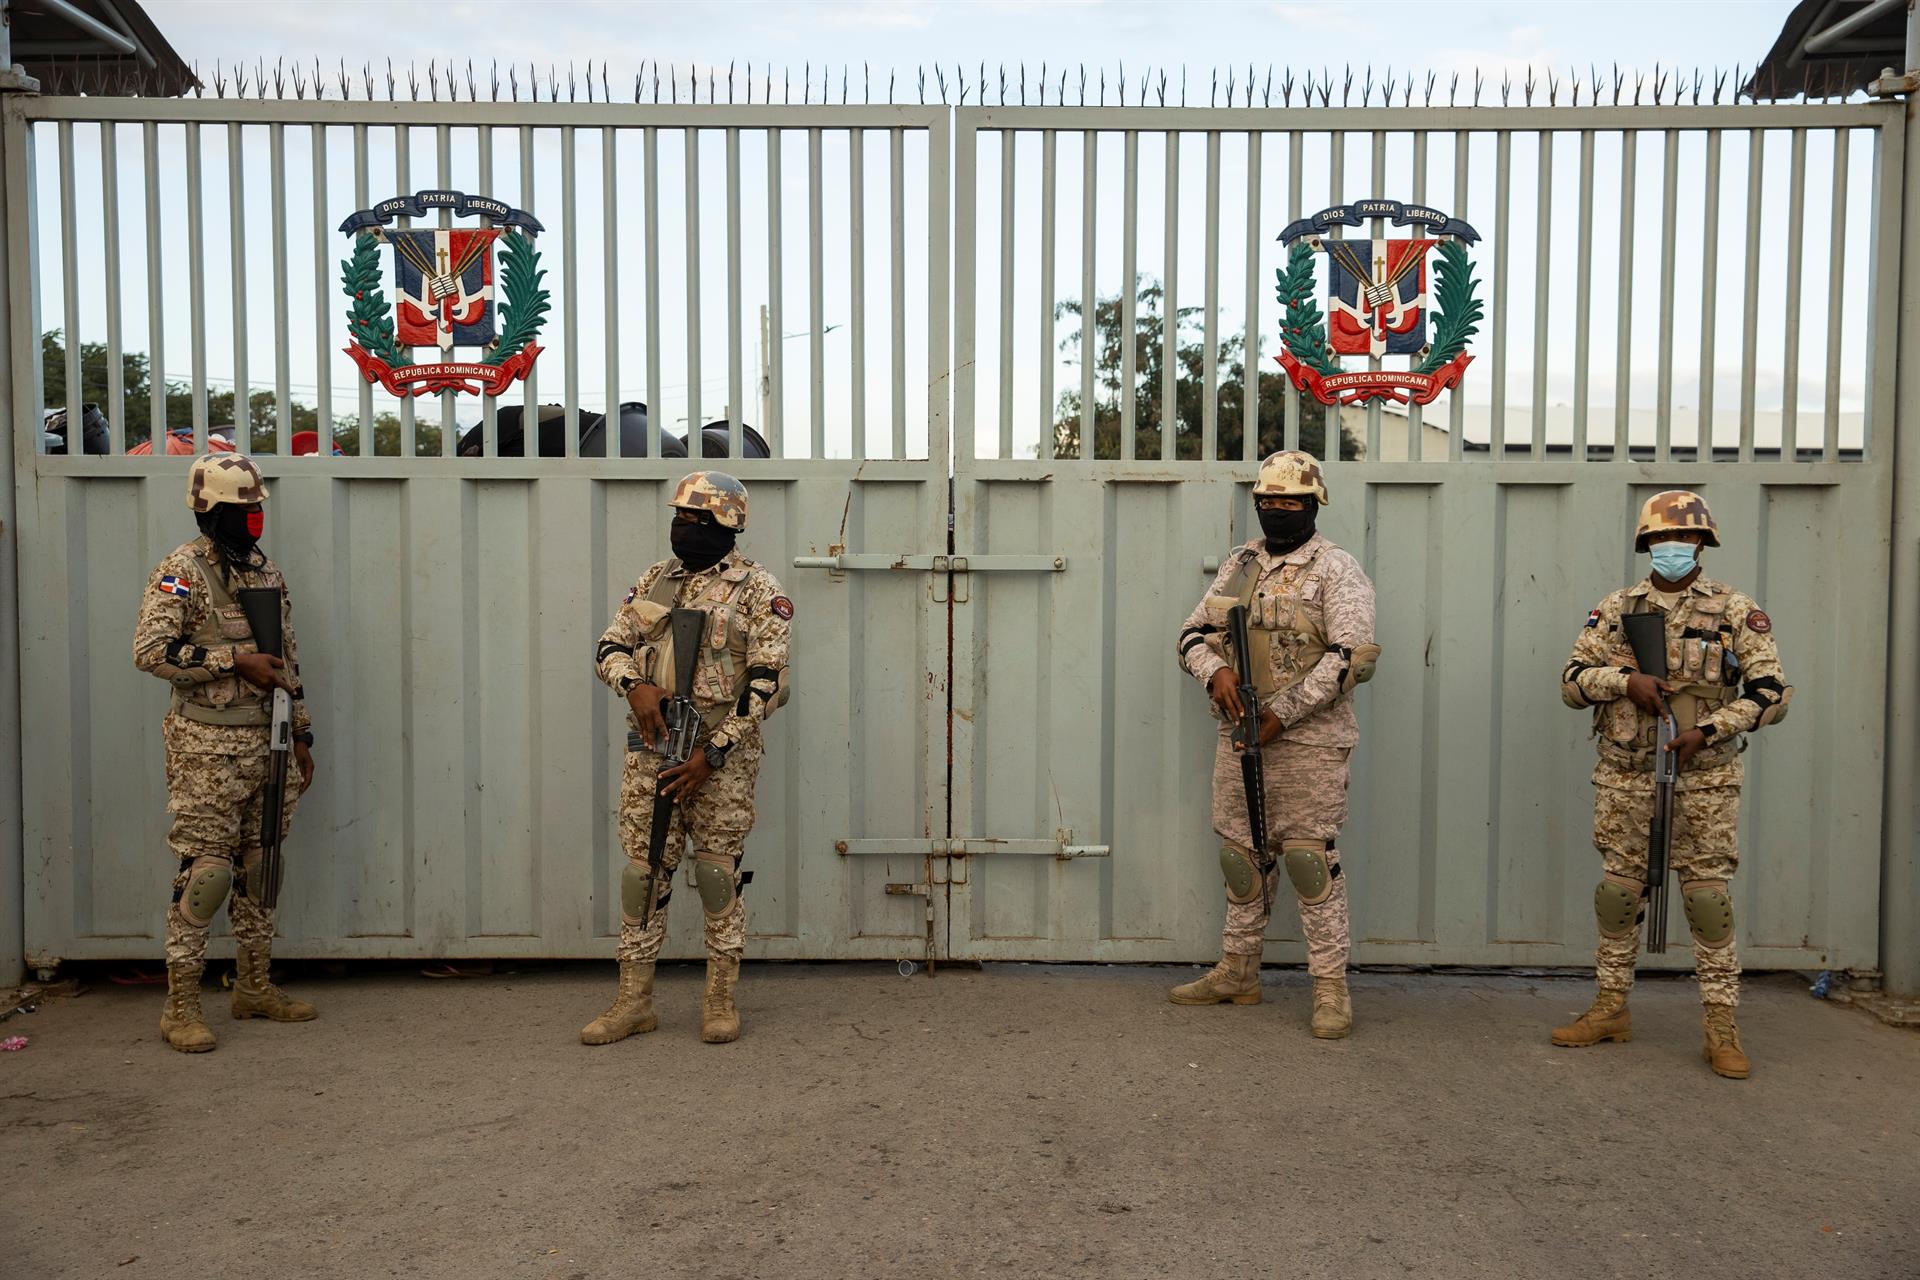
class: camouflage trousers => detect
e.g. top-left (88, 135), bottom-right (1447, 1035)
top-left (1592, 775), bottom-right (1742, 1006)
top-left (615, 733), bottom-right (763, 965)
top-left (1210, 737), bottom-right (1352, 978)
top-left (161, 718), bottom-right (304, 972)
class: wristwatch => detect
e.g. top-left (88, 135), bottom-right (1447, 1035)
top-left (704, 740), bottom-right (730, 770)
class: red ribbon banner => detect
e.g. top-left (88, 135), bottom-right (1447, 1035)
top-left (345, 342), bottom-right (543, 398)
top-left (1278, 350), bottom-right (1473, 407)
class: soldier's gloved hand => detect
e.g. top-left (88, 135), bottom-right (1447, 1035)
top-left (1256, 710), bottom-right (1283, 747)
top-left (293, 740), bottom-right (316, 787)
top-left (659, 753), bottom-right (712, 801)
top-left (234, 651), bottom-right (297, 694)
top-left (626, 682), bottom-right (669, 744)
top-left (1624, 672), bottom-right (1674, 715)
top-left (1665, 726), bottom-right (1708, 771)
top-left (1208, 668), bottom-right (1245, 720)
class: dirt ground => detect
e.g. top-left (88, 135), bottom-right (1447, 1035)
top-left (0, 962), bottom-right (1914, 1280)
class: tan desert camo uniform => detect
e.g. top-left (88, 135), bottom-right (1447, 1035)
top-left (586, 471), bottom-right (792, 1046)
top-left (132, 453), bottom-right (316, 1053)
top-left (1172, 451), bottom-right (1379, 1038)
top-left (1554, 489), bottom-right (1792, 1079)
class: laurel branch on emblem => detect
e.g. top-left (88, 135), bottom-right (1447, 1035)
top-left (339, 228), bottom-right (550, 373)
top-left (1274, 236), bottom-right (1483, 385)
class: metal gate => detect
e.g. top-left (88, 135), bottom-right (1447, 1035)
top-left (946, 100), bottom-right (1897, 971)
top-left (4, 94), bottom-right (955, 967)
top-left (0, 80), bottom-right (1906, 978)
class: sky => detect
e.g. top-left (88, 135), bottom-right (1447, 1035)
top-left (33, 0), bottom-right (1856, 459)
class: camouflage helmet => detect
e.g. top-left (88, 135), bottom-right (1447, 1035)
top-left (1634, 489), bottom-right (1719, 551)
top-left (669, 470), bottom-right (749, 531)
top-left (1253, 450), bottom-right (1330, 505)
top-left (185, 451), bottom-right (269, 513)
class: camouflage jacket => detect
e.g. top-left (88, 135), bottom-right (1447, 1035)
top-left (1563, 574), bottom-right (1790, 790)
top-left (1177, 533), bottom-right (1377, 749)
top-left (132, 535), bottom-right (311, 741)
top-left (596, 548), bottom-right (792, 749)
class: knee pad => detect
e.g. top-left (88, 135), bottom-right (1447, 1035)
top-left (620, 862), bottom-right (655, 924)
top-left (175, 855), bottom-right (233, 927)
top-left (1282, 840), bottom-right (1335, 906)
top-left (694, 854), bottom-right (737, 915)
top-left (235, 846), bottom-right (263, 902)
top-left (1682, 879), bottom-right (1734, 947)
top-left (1219, 843), bottom-right (1262, 904)
top-left (1594, 873), bottom-right (1645, 937)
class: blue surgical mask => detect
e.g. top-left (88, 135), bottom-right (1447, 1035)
top-left (1648, 540), bottom-right (1698, 581)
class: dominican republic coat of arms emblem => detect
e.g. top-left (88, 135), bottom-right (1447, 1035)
top-left (337, 190), bottom-right (551, 397)
top-left (1275, 199), bottom-right (1483, 407)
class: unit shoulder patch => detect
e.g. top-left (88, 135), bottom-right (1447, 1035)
top-left (770, 595), bottom-right (794, 620)
top-left (1746, 609), bottom-right (1772, 634)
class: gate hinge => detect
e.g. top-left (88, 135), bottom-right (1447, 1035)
top-left (1868, 67), bottom-right (1920, 97)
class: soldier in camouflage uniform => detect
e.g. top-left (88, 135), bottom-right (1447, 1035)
top-left (132, 453), bottom-right (317, 1053)
top-left (585, 471), bottom-right (792, 1046)
top-left (1171, 451), bottom-right (1381, 1038)
top-left (1554, 490), bottom-right (1793, 1079)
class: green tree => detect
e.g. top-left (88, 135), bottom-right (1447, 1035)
top-left (43, 329), bottom-right (439, 455)
top-left (1050, 278), bottom-right (1359, 462)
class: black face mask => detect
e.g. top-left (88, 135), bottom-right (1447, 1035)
top-left (196, 503), bottom-right (264, 569)
top-left (670, 520), bottom-right (736, 571)
top-left (1258, 502), bottom-right (1317, 554)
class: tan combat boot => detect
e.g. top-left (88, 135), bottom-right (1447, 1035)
top-left (229, 944), bottom-right (317, 1021)
top-left (1551, 989), bottom-right (1632, 1047)
top-left (1702, 1004), bottom-right (1751, 1079)
top-left (1310, 975), bottom-right (1353, 1039)
top-left (701, 955), bottom-right (742, 1044)
top-left (580, 961), bottom-right (658, 1045)
top-left (1168, 954), bottom-right (1263, 1005)
top-left (160, 966), bottom-right (216, 1053)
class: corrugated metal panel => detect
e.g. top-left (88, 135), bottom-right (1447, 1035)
top-left (945, 465), bottom-right (1886, 969)
top-left (17, 461), bottom-right (949, 964)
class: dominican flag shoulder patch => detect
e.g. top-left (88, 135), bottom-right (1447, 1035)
top-left (157, 574), bottom-right (192, 598)
top-left (1584, 609), bottom-right (1601, 629)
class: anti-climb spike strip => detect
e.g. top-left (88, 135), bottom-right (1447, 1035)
top-left (1501, 71), bottom-right (1511, 107)
top-left (1359, 66), bottom-right (1370, 107)
top-left (1523, 67), bottom-right (1534, 106)
top-left (1473, 69), bottom-right (1483, 107)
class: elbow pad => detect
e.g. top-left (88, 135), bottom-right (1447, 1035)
top-left (1561, 661), bottom-right (1595, 709)
top-left (1737, 675), bottom-right (1793, 729)
top-left (737, 664), bottom-right (790, 720)
top-left (1337, 643), bottom-right (1381, 694)
top-left (154, 639), bottom-right (216, 686)
top-left (1177, 625), bottom-right (1217, 664)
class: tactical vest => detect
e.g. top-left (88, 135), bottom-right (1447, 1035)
top-left (1211, 545), bottom-right (1331, 700)
top-left (170, 551), bottom-right (273, 728)
top-left (1594, 587), bottom-right (1741, 771)
top-left (636, 559), bottom-right (758, 732)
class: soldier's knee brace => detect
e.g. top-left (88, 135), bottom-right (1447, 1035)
top-left (1594, 872), bottom-right (1645, 937)
top-left (1218, 843), bottom-right (1262, 904)
top-left (1681, 878), bottom-right (1734, 947)
top-left (694, 853), bottom-right (738, 916)
top-left (174, 855), bottom-right (233, 927)
top-left (1282, 839), bottom-right (1337, 906)
top-left (620, 862), bottom-right (655, 924)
